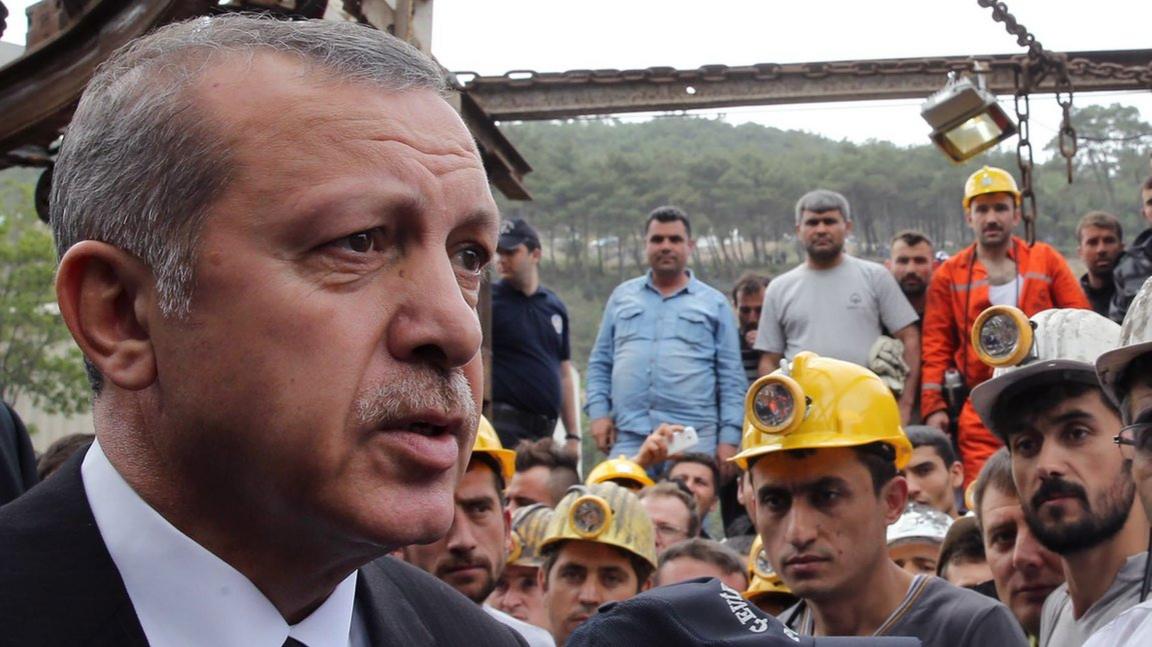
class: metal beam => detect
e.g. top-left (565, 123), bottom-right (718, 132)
top-left (459, 49), bottom-right (1152, 121)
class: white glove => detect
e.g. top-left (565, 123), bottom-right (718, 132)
top-left (868, 336), bottom-right (908, 395)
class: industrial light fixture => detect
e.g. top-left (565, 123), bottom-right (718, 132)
top-left (921, 73), bottom-right (1017, 162)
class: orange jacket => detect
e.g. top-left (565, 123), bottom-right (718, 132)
top-left (921, 237), bottom-right (1090, 417)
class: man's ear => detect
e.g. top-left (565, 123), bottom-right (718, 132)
top-left (883, 259), bottom-right (893, 270)
top-left (949, 461), bottom-right (965, 490)
top-left (882, 476), bottom-right (910, 525)
top-left (55, 241), bottom-right (158, 391)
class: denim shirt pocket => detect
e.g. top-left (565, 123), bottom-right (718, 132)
top-left (615, 306), bottom-right (649, 343)
top-left (675, 309), bottom-right (713, 348)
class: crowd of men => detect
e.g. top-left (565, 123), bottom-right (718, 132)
top-left (3, 12), bottom-right (1152, 647)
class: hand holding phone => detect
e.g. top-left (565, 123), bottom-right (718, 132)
top-left (666, 425), bottom-right (699, 455)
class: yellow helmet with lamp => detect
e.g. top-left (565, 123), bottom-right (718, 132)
top-left (541, 481), bottom-right (657, 570)
top-left (507, 503), bottom-right (554, 567)
top-left (731, 351), bottom-right (912, 470)
top-left (969, 306), bottom-right (1121, 440)
top-left (586, 455), bottom-right (655, 490)
top-left (963, 165), bottom-right (1021, 210)
top-left (474, 415), bottom-right (516, 482)
top-left (743, 535), bottom-right (792, 602)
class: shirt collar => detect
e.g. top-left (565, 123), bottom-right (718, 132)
top-left (644, 269), bottom-right (696, 294)
top-left (82, 439), bottom-right (358, 647)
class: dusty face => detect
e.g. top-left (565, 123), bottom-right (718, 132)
top-left (657, 556), bottom-right (748, 591)
top-left (641, 494), bottom-right (693, 555)
top-left (1008, 390), bottom-right (1132, 555)
top-left (496, 243), bottom-right (540, 291)
top-left (1077, 225), bottom-right (1124, 279)
top-left (967, 193), bottom-right (1020, 249)
top-left (148, 55), bottom-right (497, 552)
top-left (797, 209), bottom-right (850, 264)
top-left (979, 486), bottom-right (1064, 636)
top-left (888, 240), bottom-right (934, 297)
top-left (736, 288), bottom-right (764, 335)
top-left (669, 460), bottom-right (718, 517)
top-left (489, 564), bottom-right (549, 630)
top-left (751, 447), bottom-right (905, 603)
top-left (507, 465), bottom-right (553, 511)
top-left (645, 219), bottom-right (693, 278)
top-left (541, 541), bottom-right (643, 644)
top-left (900, 446), bottom-right (961, 517)
top-left (888, 541), bottom-right (941, 576)
top-left (403, 461), bottom-right (509, 602)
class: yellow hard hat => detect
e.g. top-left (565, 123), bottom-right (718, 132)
top-left (541, 481), bottom-right (658, 570)
top-left (743, 536), bottom-right (792, 601)
top-left (586, 455), bottom-right (654, 490)
top-left (963, 165), bottom-right (1021, 210)
top-left (731, 351), bottom-right (912, 470)
top-left (474, 415), bottom-right (516, 482)
top-left (507, 503), bottom-right (554, 567)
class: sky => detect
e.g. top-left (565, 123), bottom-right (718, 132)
top-left (3, 0), bottom-right (1150, 150)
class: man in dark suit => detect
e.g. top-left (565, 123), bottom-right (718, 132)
top-left (0, 15), bottom-right (523, 646)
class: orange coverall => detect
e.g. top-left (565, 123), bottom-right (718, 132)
top-left (921, 237), bottom-right (1090, 484)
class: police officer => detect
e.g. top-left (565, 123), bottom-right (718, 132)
top-left (736, 352), bottom-right (1026, 645)
top-left (537, 481), bottom-right (657, 645)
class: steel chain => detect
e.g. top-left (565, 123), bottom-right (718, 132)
top-left (1054, 62), bottom-right (1078, 183)
top-left (1013, 68), bottom-right (1037, 245)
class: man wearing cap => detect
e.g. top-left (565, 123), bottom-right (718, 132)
top-left (586, 206), bottom-right (745, 471)
top-left (1085, 277), bottom-right (1152, 644)
top-left (887, 502), bottom-right (954, 577)
top-left (538, 481), bottom-right (658, 645)
top-left (971, 448), bottom-right (1065, 638)
top-left (738, 353), bottom-right (1026, 645)
top-left (404, 418), bottom-right (555, 646)
top-left (493, 218), bottom-right (579, 452)
top-left (969, 307), bottom-right (1147, 647)
top-left (489, 504), bottom-right (555, 634)
top-left (923, 167), bottom-right (1088, 485)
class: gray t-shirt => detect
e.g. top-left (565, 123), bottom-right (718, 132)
top-left (781, 575), bottom-right (1028, 647)
top-left (1039, 552), bottom-right (1147, 647)
top-left (754, 255), bottom-right (918, 367)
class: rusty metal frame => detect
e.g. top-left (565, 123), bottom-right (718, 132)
top-left (0, 0), bottom-right (218, 166)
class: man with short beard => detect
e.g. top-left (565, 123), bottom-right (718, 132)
top-left (970, 308), bottom-right (1148, 647)
top-left (923, 167), bottom-right (1088, 486)
top-left (1075, 211), bottom-right (1124, 317)
top-left (886, 230), bottom-right (935, 324)
top-left (405, 419), bottom-right (555, 646)
top-left (755, 189), bottom-right (921, 422)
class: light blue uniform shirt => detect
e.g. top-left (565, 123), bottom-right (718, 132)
top-left (585, 270), bottom-right (746, 455)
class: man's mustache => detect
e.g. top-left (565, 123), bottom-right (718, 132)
top-left (1031, 477), bottom-right (1087, 509)
top-left (354, 365), bottom-right (476, 429)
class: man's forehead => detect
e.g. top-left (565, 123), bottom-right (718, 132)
top-left (891, 241), bottom-right (932, 258)
top-left (908, 446), bottom-right (944, 467)
top-left (670, 462), bottom-right (711, 480)
top-left (753, 446), bottom-right (866, 484)
top-left (801, 209), bottom-right (843, 221)
top-left (970, 193), bottom-right (1016, 208)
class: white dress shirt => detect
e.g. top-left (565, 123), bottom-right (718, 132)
top-left (82, 439), bottom-right (368, 647)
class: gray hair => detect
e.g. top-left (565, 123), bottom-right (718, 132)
top-left (794, 189), bottom-right (851, 224)
top-left (51, 15), bottom-right (447, 320)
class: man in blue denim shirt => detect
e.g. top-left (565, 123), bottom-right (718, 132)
top-left (586, 207), bottom-right (746, 471)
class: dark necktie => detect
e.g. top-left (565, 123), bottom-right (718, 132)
top-left (283, 637), bottom-right (308, 647)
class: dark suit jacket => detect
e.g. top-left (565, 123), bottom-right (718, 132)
top-left (0, 449), bottom-right (527, 646)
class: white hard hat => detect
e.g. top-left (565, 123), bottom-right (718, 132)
top-left (970, 307), bottom-right (1121, 438)
top-left (887, 502), bottom-right (953, 547)
top-left (1097, 277), bottom-right (1152, 409)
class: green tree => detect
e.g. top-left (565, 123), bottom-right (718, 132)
top-left (0, 169), bottom-right (90, 415)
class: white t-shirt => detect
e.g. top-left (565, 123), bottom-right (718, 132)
top-left (484, 605), bottom-right (556, 647)
top-left (1084, 598), bottom-right (1152, 646)
top-left (754, 255), bottom-right (919, 367)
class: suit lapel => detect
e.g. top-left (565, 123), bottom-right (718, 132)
top-left (355, 558), bottom-right (436, 646)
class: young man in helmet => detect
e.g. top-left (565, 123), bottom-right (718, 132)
top-left (738, 352), bottom-right (1026, 645)
top-left (922, 167), bottom-right (1089, 485)
top-left (1086, 277), bottom-right (1152, 644)
top-left (488, 504), bottom-right (555, 634)
top-left (969, 307), bottom-right (1148, 647)
top-left (404, 419), bottom-right (552, 646)
top-left (538, 481), bottom-right (657, 645)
